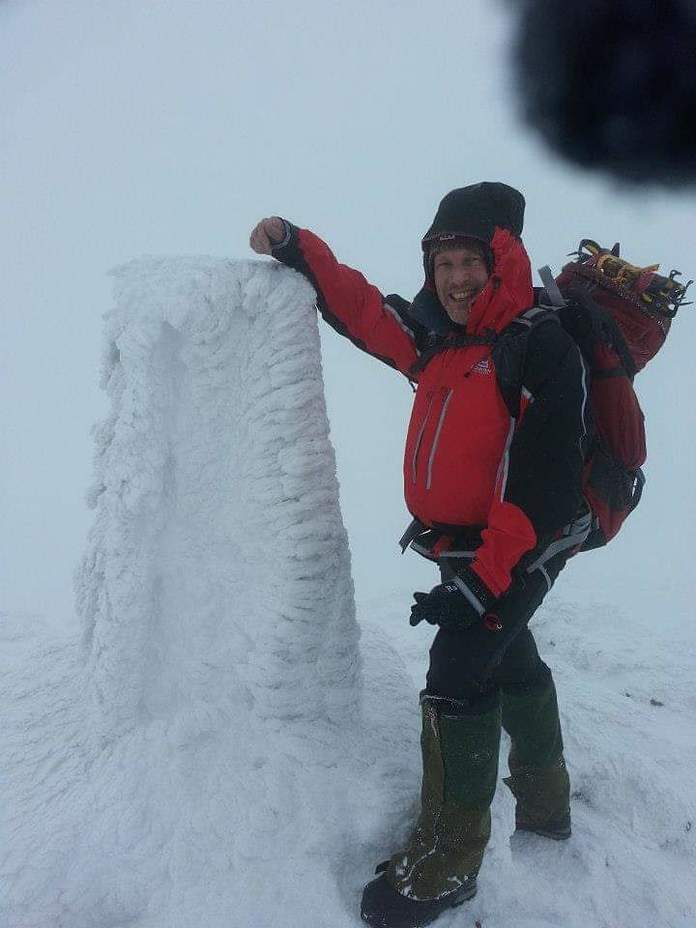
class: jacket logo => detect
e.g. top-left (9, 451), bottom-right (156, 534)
top-left (471, 358), bottom-right (492, 375)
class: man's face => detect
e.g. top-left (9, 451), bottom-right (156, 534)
top-left (433, 245), bottom-right (491, 326)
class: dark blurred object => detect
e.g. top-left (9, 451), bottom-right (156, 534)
top-left (513, 0), bottom-right (696, 185)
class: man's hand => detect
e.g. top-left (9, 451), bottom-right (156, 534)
top-left (409, 568), bottom-right (500, 632)
top-left (410, 582), bottom-right (481, 631)
top-left (249, 217), bottom-right (287, 255)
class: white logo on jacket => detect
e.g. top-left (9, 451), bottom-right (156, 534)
top-left (471, 358), bottom-right (492, 375)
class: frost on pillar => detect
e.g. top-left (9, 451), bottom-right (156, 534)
top-left (1, 259), bottom-right (411, 928)
top-left (78, 257), bottom-right (360, 737)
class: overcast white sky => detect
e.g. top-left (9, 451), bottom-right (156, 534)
top-left (2, 0), bottom-right (695, 627)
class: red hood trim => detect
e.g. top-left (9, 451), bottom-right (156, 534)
top-left (466, 228), bottom-right (534, 335)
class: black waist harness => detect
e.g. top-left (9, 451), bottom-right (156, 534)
top-left (398, 517), bottom-right (484, 558)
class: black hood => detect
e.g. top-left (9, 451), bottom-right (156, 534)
top-left (409, 182), bottom-right (526, 333)
top-left (422, 182), bottom-right (525, 252)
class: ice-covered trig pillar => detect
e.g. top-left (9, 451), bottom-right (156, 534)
top-left (77, 257), bottom-right (361, 743)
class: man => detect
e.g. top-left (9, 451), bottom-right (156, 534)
top-left (250, 182), bottom-right (590, 928)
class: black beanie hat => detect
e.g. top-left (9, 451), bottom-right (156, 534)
top-left (422, 182), bottom-right (526, 259)
top-left (409, 182), bottom-right (526, 333)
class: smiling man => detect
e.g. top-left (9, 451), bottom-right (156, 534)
top-left (250, 182), bottom-right (590, 928)
top-left (432, 241), bottom-right (492, 325)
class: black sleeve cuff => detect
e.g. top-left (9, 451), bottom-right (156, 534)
top-left (450, 565), bottom-right (497, 616)
top-left (270, 218), bottom-right (296, 255)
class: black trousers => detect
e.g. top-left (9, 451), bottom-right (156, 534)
top-left (425, 548), bottom-right (570, 710)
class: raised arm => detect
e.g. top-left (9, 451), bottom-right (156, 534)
top-left (250, 217), bottom-right (421, 377)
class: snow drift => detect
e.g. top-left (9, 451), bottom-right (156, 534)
top-left (1, 259), bottom-right (417, 928)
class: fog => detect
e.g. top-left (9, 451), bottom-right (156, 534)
top-left (2, 0), bottom-right (695, 627)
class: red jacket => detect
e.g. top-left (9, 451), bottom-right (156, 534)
top-left (272, 224), bottom-right (587, 597)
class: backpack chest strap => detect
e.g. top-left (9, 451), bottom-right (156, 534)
top-left (409, 330), bottom-right (497, 376)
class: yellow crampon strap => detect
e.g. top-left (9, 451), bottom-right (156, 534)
top-left (595, 252), bottom-right (659, 289)
top-left (574, 239), bottom-right (692, 318)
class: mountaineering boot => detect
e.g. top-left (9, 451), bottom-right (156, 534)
top-left (501, 666), bottom-right (571, 840)
top-left (361, 692), bottom-right (501, 928)
top-left (505, 756), bottom-right (571, 840)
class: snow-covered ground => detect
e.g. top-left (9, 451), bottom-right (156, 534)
top-left (2, 260), bottom-right (695, 928)
top-left (2, 260), bottom-right (366, 928)
top-left (4, 589), bottom-right (695, 928)
top-left (362, 580), bottom-right (696, 928)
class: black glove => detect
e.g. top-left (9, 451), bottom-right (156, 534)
top-left (409, 567), bottom-right (499, 632)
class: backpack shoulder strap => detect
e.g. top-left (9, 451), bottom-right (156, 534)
top-left (538, 265), bottom-right (567, 308)
top-left (492, 300), bottom-right (561, 419)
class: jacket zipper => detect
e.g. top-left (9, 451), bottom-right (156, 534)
top-left (411, 393), bottom-right (435, 484)
top-left (425, 389), bottom-right (453, 490)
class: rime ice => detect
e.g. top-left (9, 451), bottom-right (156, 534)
top-left (1, 259), bottom-right (412, 928)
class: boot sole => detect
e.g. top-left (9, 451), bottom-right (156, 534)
top-left (451, 882), bottom-right (478, 904)
top-left (361, 873), bottom-right (477, 928)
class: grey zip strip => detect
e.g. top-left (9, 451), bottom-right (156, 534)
top-left (495, 417), bottom-right (516, 501)
top-left (526, 514), bottom-right (592, 572)
top-left (450, 574), bottom-right (486, 615)
top-left (426, 389), bottom-right (453, 490)
top-left (437, 550), bottom-right (477, 559)
top-left (411, 393), bottom-right (435, 483)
